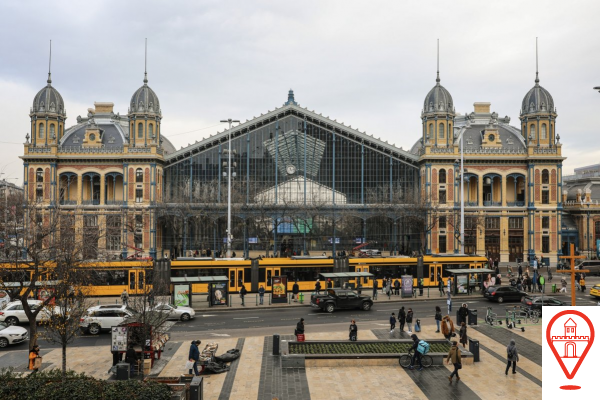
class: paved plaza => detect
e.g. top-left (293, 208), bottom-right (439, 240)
top-left (0, 317), bottom-right (543, 400)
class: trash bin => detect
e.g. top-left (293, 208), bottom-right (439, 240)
top-left (273, 334), bottom-right (280, 356)
top-left (552, 284), bottom-right (557, 293)
top-left (116, 362), bottom-right (130, 381)
top-left (299, 293), bottom-right (304, 304)
top-left (469, 338), bottom-right (480, 362)
top-left (189, 376), bottom-right (203, 400)
top-left (468, 309), bottom-right (477, 326)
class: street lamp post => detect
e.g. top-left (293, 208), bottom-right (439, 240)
top-left (460, 132), bottom-right (465, 255)
top-left (220, 119), bottom-right (240, 258)
top-left (586, 203), bottom-right (591, 259)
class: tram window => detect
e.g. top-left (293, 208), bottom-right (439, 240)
top-left (237, 271), bottom-right (243, 287)
top-left (130, 272), bottom-right (135, 290)
top-left (138, 272), bottom-right (144, 289)
top-left (280, 267), bottom-right (334, 282)
top-left (267, 270), bottom-right (272, 286)
top-left (229, 271), bottom-right (235, 287)
top-left (91, 270), bottom-right (127, 285)
top-left (259, 268), bottom-right (266, 282)
top-left (244, 268), bottom-right (251, 283)
top-left (1, 270), bottom-right (29, 282)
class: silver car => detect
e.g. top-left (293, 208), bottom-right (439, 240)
top-left (0, 321), bottom-right (29, 348)
top-left (151, 303), bottom-right (195, 321)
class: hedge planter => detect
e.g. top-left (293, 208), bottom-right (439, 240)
top-left (280, 339), bottom-right (472, 368)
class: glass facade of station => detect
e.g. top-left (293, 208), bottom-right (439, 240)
top-left (161, 109), bottom-right (420, 258)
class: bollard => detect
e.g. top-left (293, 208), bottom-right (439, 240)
top-left (427, 287), bottom-right (429, 298)
top-left (273, 334), bottom-right (280, 355)
top-left (288, 293), bottom-right (291, 304)
top-left (269, 293), bottom-right (272, 305)
top-left (229, 295), bottom-right (232, 307)
top-left (256, 294), bottom-right (258, 306)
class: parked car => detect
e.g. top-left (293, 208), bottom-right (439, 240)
top-left (151, 303), bottom-right (195, 321)
top-left (79, 305), bottom-right (136, 335)
top-left (0, 322), bottom-right (28, 348)
top-left (521, 295), bottom-right (564, 314)
top-left (311, 289), bottom-right (373, 313)
top-left (0, 300), bottom-right (45, 325)
top-left (484, 286), bottom-right (528, 303)
top-left (590, 284), bottom-right (600, 299)
top-left (576, 260), bottom-right (600, 276)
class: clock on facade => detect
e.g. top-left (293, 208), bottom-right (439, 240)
top-left (488, 134), bottom-right (495, 142)
top-left (286, 165), bottom-right (296, 175)
top-left (89, 133), bottom-right (96, 141)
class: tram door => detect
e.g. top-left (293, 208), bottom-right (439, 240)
top-left (354, 265), bottom-right (370, 289)
top-left (229, 268), bottom-right (246, 293)
top-left (128, 270), bottom-right (145, 295)
top-left (265, 268), bottom-right (281, 292)
top-left (429, 264), bottom-right (442, 287)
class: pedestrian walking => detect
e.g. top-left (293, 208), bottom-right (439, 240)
top-left (389, 312), bottom-right (396, 333)
top-left (418, 278), bottom-right (424, 296)
top-left (441, 315), bottom-right (455, 341)
top-left (240, 284), bottom-right (247, 306)
top-left (505, 339), bottom-right (519, 375)
top-left (447, 277), bottom-right (452, 296)
top-left (408, 334), bottom-right (424, 371)
top-left (394, 279), bottom-right (400, 295)
top-left (575, 272), bottom-right (581, 291)
top-left (121, 289), bottom-right (129, 306)
top-left (382, 276), bottom-right (387, 294)
top-left (459, 322), bottom-right (468, 348)
top-left (434, 306), bottom-right (442, 332)
top-left (188, 340), bottom-right (201, 376)
top-left (386, 279), bottom-right (392, 300)
top-left (496, 274), bottom-right (502, 286)
top-left (447, 291), bottom-right (452, 314)
top-left (518, 264), bottom-right (523, 278)
top-left (560, 276), bottom-right (567, 293)
top-left (399, 306), bottom-right (406, 332)
top-left (258, 285), bottom-right (265, 305)
top-left (458, 303), bottom-right (469, 326)
top-left (315, 279), bottom-right (321, 295)
top-left (406, 308), bottom-right (414, 333)
top-left (447, 341), bottom-right (462, 382)
top-left (580, 276), bottom-right (586, 292)
top-left (295, 318), bottom-right (305, 339)
top-left (349, 319), bottom-right (358, 341)
top-left (28, 345), bottom-right (41, 375)
top-left (372, 279), bottom-right (378, 300)
top-left (126, 343), bottom-right (138, 376)
top-left (438, 274), bottom-right (445, 296)
top-left (292, 280), bottom-right (299, 302)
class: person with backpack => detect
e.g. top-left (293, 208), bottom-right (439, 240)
top-left (394, 279), bottom-right (400, 295)
top-left (505, 339), bottom-right (519, 375)
top-left (349, 319), bottom-right (358, 341)
top-left (398, 306), bottom-right (406, 332)
top-left (240, 284), bottom-right (247, 306)
top-left (434, 306), bottom-right (442, 332)
top-left (389, 312), bottom-right (396, 333)
top-left (441, 315), bottom-right (455, 341)
top-left (447, 340), bottom-right (462, 382)
top-left (408, 334), bottom-right (425, 371)
top-left (406, 308), bottom-right (414, 334)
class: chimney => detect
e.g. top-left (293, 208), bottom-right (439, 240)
top-left (562, 190), bottom-right (568, 203)
top-left (576, 189), bottom-right (582, 203)
top-left (474, 102), bottom-right (491, 114)
top-left (585, 188), bottom-right (592, 203)
top-left (94, 102), bottom-right (114, 114)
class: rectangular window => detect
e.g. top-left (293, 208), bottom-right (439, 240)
top-left (438, 190), bottom-right (446, 204)
top-left (134, 215), bottom-right (143, 249)
top-left (439, 236), bottom-right (447, 253)
top-left (542, 236), bottom-right (550, 253)
top-left (36, 186), bottom-right (43, 202)
top-left (135, 188), bottom-right (143, 203)
top-left (542, 190), bottom-right (549, 204)
top-left (439, 216), bottom-right (446, 229)
top-left (84, 215), bottom-right (98, 227)
top-left (542, 216), bottom-right (550, 230)
top-left (509, 217), bottom-right (524, 229)
top-left (485, 217), bottom-right (500, 230)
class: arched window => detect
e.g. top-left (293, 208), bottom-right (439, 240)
top-left (137, 123), bottom-right (143, 139)
top-left (542, 169), bottom-right (549, 184)
top-left (39, 123), bottom-right (45, 139)
top-left (439, 169), bottom-right (446, 184)
top-left (439, 123), bottom-right (445, 139)
top-left (541, 124), bottom-right (547, 139)
top-left (136, 168), bottom-right (143, 183)
top-left (530, 124), bottom-right (536, 139)
top-left (148, 124), bottom-right (154, 138)
top-left (428, 124), bottom-right (433, 138)
top-left (50, 124), bottom-right (55, 139)
top-left (36, 168), bottom-right (44, 182)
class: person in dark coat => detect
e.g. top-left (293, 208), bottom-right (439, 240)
top-left (393, 279), bottom-right (400, 295)
top-left (295, 318), bottom-right (305, 339)
top-left (459, 322), bottom-right (468, 348)
top-left (398, 307), bottom-right (406, 332)
top-left (126, 344), bottom-right (138, 375)
top-left (389, 313), bottom-right (396, 333)
top-left (188, 340), bottom-right (201, 376)
top-left (408, 334), bottom-right (423, 370)
top-left (258, 285), bottom-right (265, 305)
top-left (517, 264), bottom-right (523, 278)
top-left (406, 308), bottom-right (414, 333)
top-left (458, 303), bottom-right (469, 325)
top-left (372, 279), bottom-right (378, 300)
top-left (240, 284), bottom-right (247, 306)
top-left (315, 280), bottom-right (322, 295)
top-left (349, 319), bottom-right (358, 341)
top-left (434, 306), bottom-right (442, 333)
top-left (505, 339), bottom-right (519, 375)
top-left (292, 280), bottom-right (300, 302)
top-left (438, 274), bottom-right (445, 296)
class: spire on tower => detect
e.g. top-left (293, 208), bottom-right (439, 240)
top-left (47, 40), bottom-right (52, 85)
top-left (436, 39), bottom-right (440, 84)
top-left (144, 38), bottom-right (148, 84)
top-left (535, 37), bottom-right (539, 85)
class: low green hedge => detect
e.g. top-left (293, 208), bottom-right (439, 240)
top-left (289, 342), bottom-right (451, 355)
top-left (0, 369), bottom-right (171, 400)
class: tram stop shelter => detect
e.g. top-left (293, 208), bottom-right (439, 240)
top-left (170, 276), bottom-right (228, 307)
top-left (445, 268), bottom-right (495, 295)
top-left (319, 272), bottom-right (374, 290)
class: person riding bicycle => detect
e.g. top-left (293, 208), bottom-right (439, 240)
top-left (408, 334), bottom-right (424, 371)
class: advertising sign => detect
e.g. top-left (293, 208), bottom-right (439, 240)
top-left (0, 290), bottom-right (10, 309)
top-left (37, 287), bottom-right (55, 305)
top-left (401, 275), bottom-right (413, 298)
top-left (210, 282), bottom-right (228, 306)
top-left (174, 284), bottom-right (190, 307)
top-left (272, 276), bottom-right (287, 304)
top-left (111, 326), bottom-right (128, 352)
top-left (456, 275), bottom-right (468, 294)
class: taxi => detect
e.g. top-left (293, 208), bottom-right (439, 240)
top-left (590, 284), bottom-right (600, 299)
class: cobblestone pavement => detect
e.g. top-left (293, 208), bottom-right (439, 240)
top-left (0, 320), bottom-right (543, 399)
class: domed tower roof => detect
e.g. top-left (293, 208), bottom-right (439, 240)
top-left (521, 73), bottom-right (555, 115)
top-left (32, 73), bottom-right (66, 116)
top-left (130, 72), bottom-right (161, 115)
top-left (423, 80), bottom-right (454, 114)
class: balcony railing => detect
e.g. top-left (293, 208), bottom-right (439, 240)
top-left (81, 200), bottom-right (100, 205)
top-left (466, 201), bottom-right (478, 206)
top-left (105, 200), bottom-right (124, 205)
top-left (59, 200), bottom-right (77, 205)
top-left (507, 201), bottom-right (525, 207)
top-left (483, 201), bottom-right (502, 206)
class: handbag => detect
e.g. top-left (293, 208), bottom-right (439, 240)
top-left (33, 357), bottom-right (42, 369)
top-left (185, 360), bottom-right (194, 370)
top-left (456, 363), bottom-right (462, 370)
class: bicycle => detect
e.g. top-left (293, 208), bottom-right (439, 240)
top-left (516, 307), bottom-right (540, 324)
top-left (485, 307), bottom-right (498, 326)
top-left (399, 349), bottom-right (433, 368)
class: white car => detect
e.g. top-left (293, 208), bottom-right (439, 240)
top-left (151, 303), bottom-right (195, 321)
top-left (80, 306), bottom-right (136, 335)
top-left (0, 300), bottom-right (44, 325)
top-left (0, 322), bottom-right (29, 348)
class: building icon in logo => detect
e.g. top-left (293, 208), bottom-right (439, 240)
top-left (550, 318), bottom-right (590, 358)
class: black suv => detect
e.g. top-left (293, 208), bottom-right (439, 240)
top-left (484, 286), bottom-right (528, 303)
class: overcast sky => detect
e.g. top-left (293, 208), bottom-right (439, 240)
top-left (1, 1), bottom-right (599, 184)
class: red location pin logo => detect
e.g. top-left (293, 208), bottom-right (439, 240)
top-left (546, 310), bottom-right (595, 390)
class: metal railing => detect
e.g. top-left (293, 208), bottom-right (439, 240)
top-left (483, 201), bottom-right (502, 206)
top-left (506, 201), bottom-right (525, 207)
